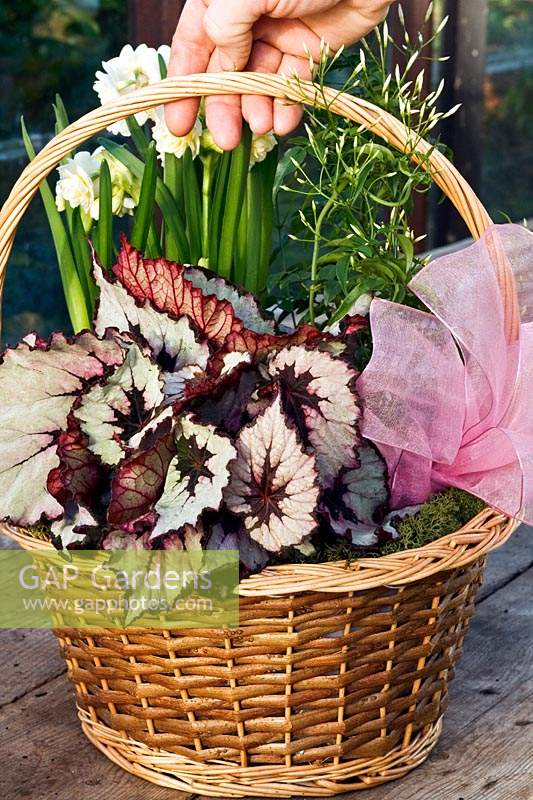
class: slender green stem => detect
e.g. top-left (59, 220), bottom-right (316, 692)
top-left (201, 154), bottom-right (215, 261)
top-left (126, 117), bottom-right (150, 159)
top-left (130, 141), bottom-right (159, 254)
top-left (208, 152), bottom-right (231, 271)
top-left (182, 149), bottom-right (203, 264)
top-left (256, 148), bottom-right (277, 297)
top-left (217, 126), bottom-right (252, 280)
top-left (308, 190), bottom-right (341, 324)
top-left (243, 169), bottom-right (262, 293)
top-left (146, 222), bottom-right (163, 258)
top-left (68, 207), bottom-right (97, 317)
top-left (21, 118), bottom-right (91, 333)
top-left (94, 159), bottom-right (113, 270)
top-left (99, 138), bottom-right (189, 261)
top-left (234, 183), bottom-right (249, 287)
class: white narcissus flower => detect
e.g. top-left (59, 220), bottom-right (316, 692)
top-left (55, 151), bottom-right (101, 221)
top-left (94, 44), bottom-right (170, 137)
top-left (152, 108), bottom-right (202, 162)
top-left (250, 131), bottom-right (277, 167)
top-left (55, 148), bottom-right (138, 225)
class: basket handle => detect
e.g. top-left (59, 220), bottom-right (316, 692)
top-left (0, 71), bottom-right (497, 301)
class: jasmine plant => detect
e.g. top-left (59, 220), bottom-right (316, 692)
top-left (270, 7), bottom-right (458, 327)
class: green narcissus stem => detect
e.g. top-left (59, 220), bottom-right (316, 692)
top-left (126, 117), bottom-right (150, 159)
top-left (130, 141), bottom-right (159, 254)
top-left (217, 126), bottom-right (252, 280)
top-left (158, 53), bottom-right (168, 79)
top-left (99, 138), bottom-right (189, 261)
top-left (94, 159), bottom-right (113, 271)
top-left (21, 118), bottom-right (91, 333)
top-left (70, 207), bottom-right (97, 310)
top-left (146, 221), bottom-right (163, 258)
top-left (234, 180), bottom-right (249, 287)
top-left (182, 149), bottom-right (203, 264)
top-left (208, 150), bottom-right (231, 271)
top-left (163, 154), bottom-right (185, 259)
top-left (201, 153), bottom-right (215, 262)
top-left (243, 169), bottom-right (263, 293)
top-left (164, 153), bottom-right (184, 211)
top-left (53, 94), bottom-right (70, 138)
top-left (256, 147), bottom-right (277, 297)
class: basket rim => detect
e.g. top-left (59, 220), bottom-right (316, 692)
top-left (0, 71), bottom-right (494, 288)
top-left (0, 508), bottom-right (516, 595)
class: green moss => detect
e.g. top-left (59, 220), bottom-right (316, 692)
top-left (381, 488), bottom-right (485, 555)
top-left (26, 522), bottom-right (52, 542)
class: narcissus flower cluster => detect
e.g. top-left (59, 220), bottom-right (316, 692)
top-left (0, 242), bottom-right (388, 569)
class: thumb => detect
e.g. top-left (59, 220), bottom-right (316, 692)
top-left (203, 0), bottom-right (265, 70)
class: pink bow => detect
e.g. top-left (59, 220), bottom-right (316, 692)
top-left (357, 224), bottom-right (533, 522)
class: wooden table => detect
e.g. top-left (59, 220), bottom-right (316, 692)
top-left (1, 529), bottom-right (532, 800)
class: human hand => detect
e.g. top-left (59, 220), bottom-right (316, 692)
top-left (165, 0), bottom-right (393, 150)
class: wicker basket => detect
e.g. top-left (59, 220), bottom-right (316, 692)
top-left (0, 73), bottom-right (517, 797)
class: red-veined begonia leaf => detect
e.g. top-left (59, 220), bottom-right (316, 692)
top-left (185, 267), bottom-right (275, 334)
top-left (113, 237), bottom-right (243, 345)
top-left (108, 428), bottom-right (175, 526)
top-left (51, 503), bottom-right (97, 548)
top-left (94, 258), bottom-right (210, 399)
top-left (0, 331), bottom-right (123, 526)
top-left (207, 521), bottom-right (269, 572)
top-left (47, 416), bottom-right (107, 509)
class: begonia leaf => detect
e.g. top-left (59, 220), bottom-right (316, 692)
top-left (0, 332), bottom-right (122, 526)
top-left (150, 417), bottom-right (236, 539)
top-left (225, 395), bottom-right (319, 552)
top-left (269, 345), bottom-right (360, 485)
top-left (75, 341), bottom-right (164, 466)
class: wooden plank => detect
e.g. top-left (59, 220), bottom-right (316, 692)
top-left (0, 673), bottom-right (190, 800)
top-left (0, 629), bottom-right (64, 707)
top-left (478, 524), bottom-right (533, 601)
top-left (363, 683), bottom-right (533, 800)
top-left (128, 0), bottom-right (185, 47)
top-left (0, 534), bottom-right (67, 704)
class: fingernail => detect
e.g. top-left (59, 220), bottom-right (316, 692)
top-left (219, 51), bottom-right (237, 72)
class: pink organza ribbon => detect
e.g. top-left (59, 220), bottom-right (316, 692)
top-left (357, 223), bottom-right (533, 522)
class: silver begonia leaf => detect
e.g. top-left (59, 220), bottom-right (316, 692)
top-left (151, 417), bottom-right (236, 540)
top-left (268, 345), bottom-right (360, 486)
top-left (225, 395), bottom-right (319, 552)
top-left (75, 341), bottom-right (164, 466)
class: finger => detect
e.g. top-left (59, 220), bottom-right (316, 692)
top-left (274, 54), bottom-right (311, 136)
top-left (253, 17), bottom-right (323, 61)
top-left (165, 0), bottom-right (213, 136)
top-left (203, 0), bottom-right (265, 71)
top-left (205, 49), bottom-right (243, 150)
top-left (241, 41), bottom-right (282, 135)
top-left (302, 1), bottom-right (393, 50)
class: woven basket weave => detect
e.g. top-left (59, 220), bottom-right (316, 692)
top-left (0, 73), bottom-right (517, 797)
